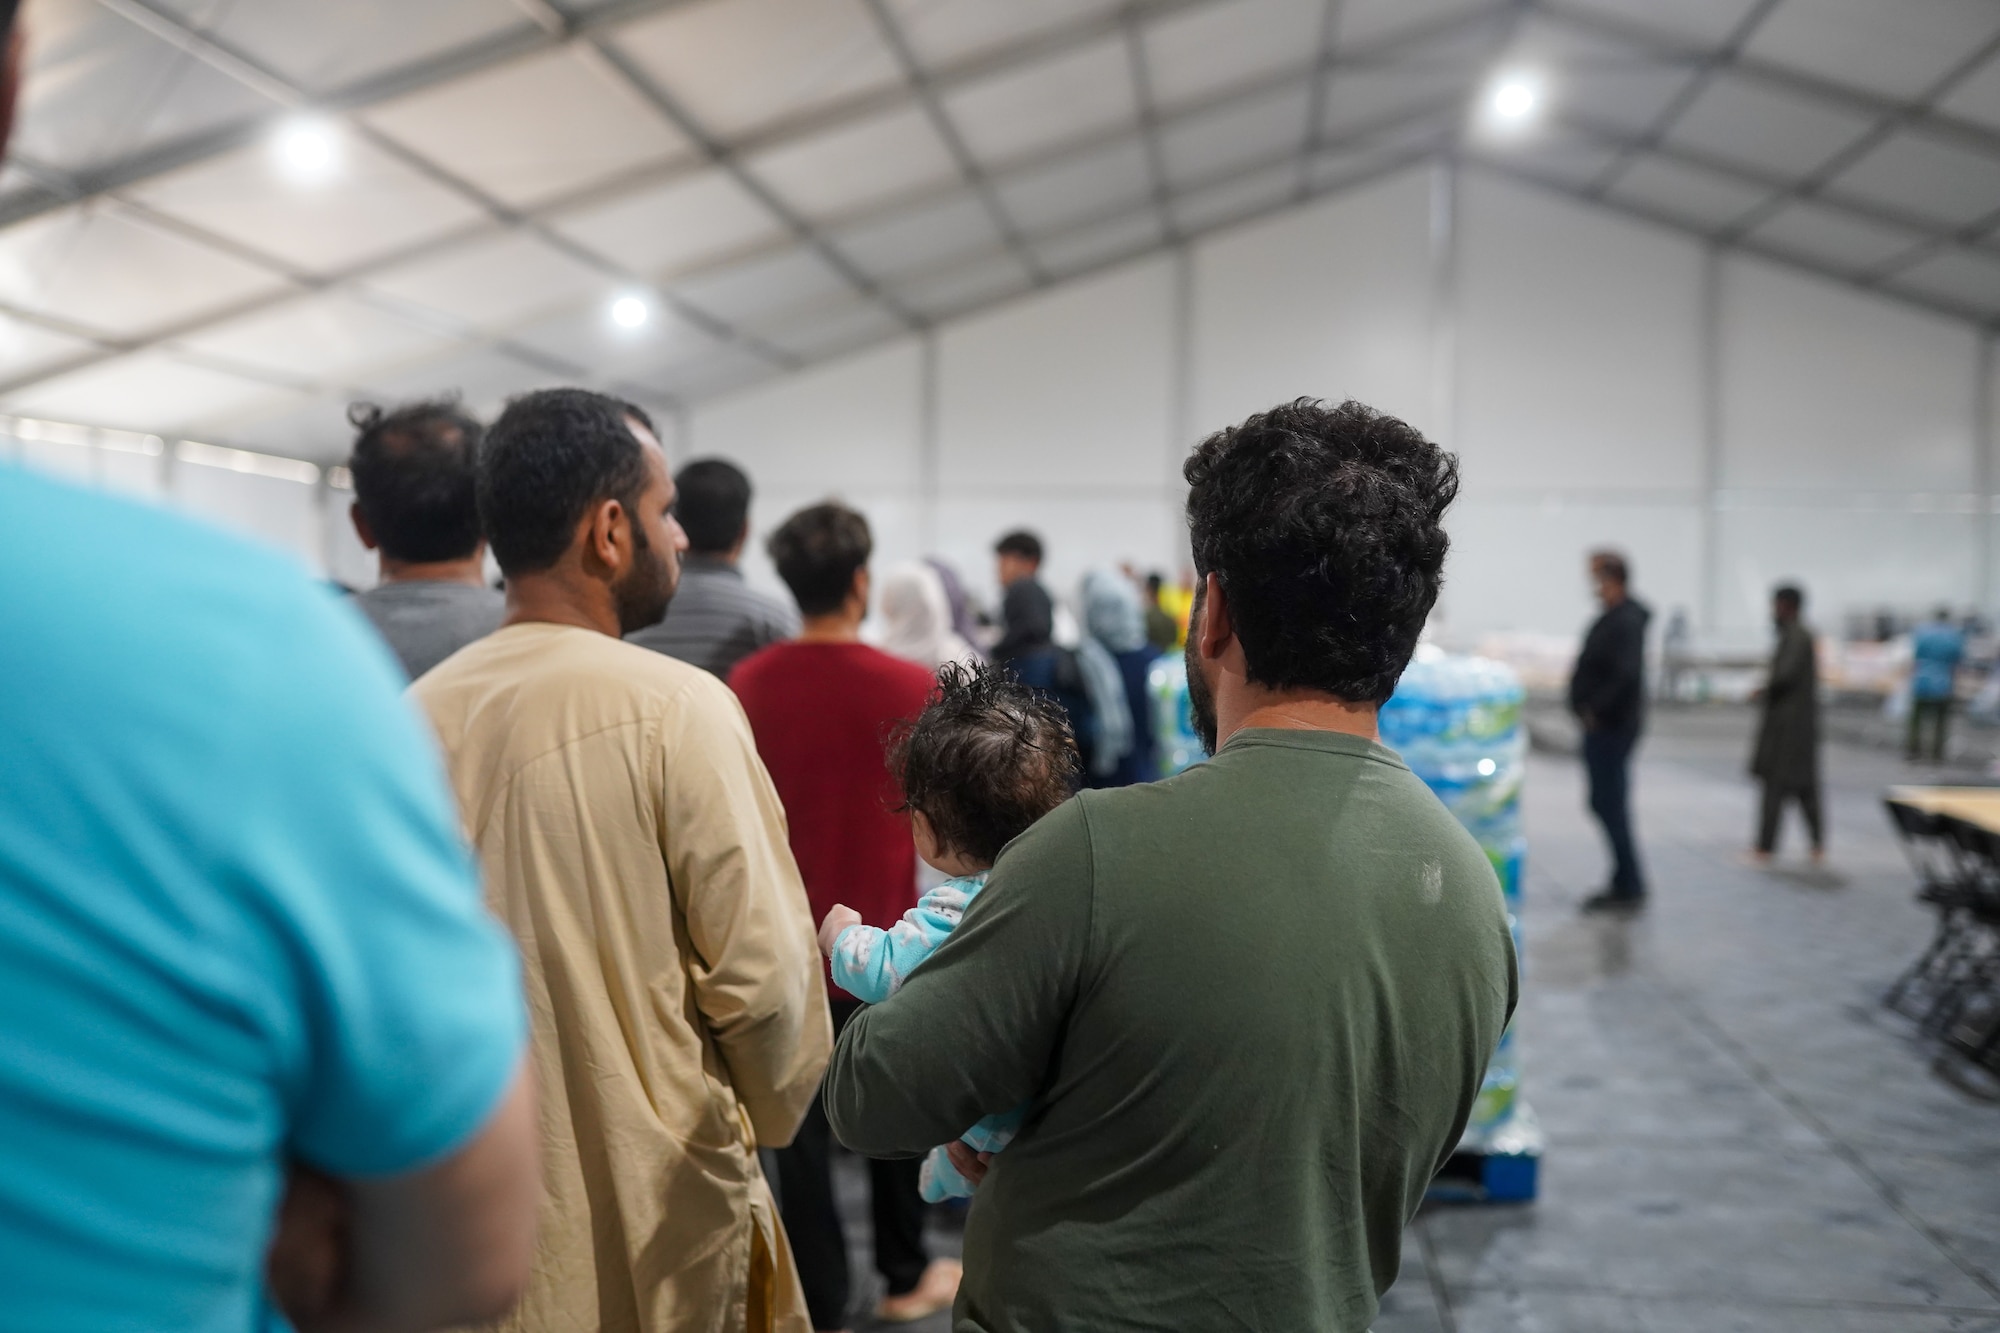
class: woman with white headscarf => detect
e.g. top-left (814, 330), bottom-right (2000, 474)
top-left (877, 562), bottom-right (980, 672)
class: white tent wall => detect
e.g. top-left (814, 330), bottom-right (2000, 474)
top-left (0, 426), bottom-right (332, 576)
top-left (690, 160), bottom-right (2000, 650)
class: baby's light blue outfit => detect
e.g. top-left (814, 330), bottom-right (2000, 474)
top-left (831, 873), bottom-right (1027, 1201)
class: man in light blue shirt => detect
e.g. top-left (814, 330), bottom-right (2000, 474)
top-left (1908, 608), bottom-right (1965, 764)
top-left (0, 462), bottom-right (540, 1332)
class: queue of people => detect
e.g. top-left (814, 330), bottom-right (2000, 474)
top-left (0, 40), bottom-right (1515, 1323)
top-left (1, 372), bottom-right (1516, 1332)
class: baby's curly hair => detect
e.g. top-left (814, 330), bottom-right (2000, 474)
top-left (888, 660), bottom-right (1080, 868)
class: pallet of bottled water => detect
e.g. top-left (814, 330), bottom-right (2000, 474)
top-left (1380, 648), bottom-right (1540, 1202)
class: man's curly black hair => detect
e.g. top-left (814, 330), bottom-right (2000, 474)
top-left (887, 660), bottom-right (1079, 867)
top-left (1184, 398), bottom-right (1458, 703)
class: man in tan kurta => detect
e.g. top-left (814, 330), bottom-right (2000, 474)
top-left (414, 388), bottom-right (831, 1333)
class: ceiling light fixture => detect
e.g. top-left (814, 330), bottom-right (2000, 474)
top-left (274, 117), bottom-right (341, 183)
top-left (1483, 70), bottom-right (1545, 133)
top-left (611, 295), bottom-right (650, 330)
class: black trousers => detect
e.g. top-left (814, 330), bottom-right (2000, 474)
top-left (1758, 782), bottom-right (1823, 854)
top-left (1908, 698), bottom-right (1952, 762)
top-left (775, 999), bottom-right (928, 1330)
top-left (1582, 722), bottom-right (1645, 896)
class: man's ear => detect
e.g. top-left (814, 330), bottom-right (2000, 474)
top-left (350, 502), bottom-right (378, 552)
top-left (1196, 572), bottom-right (1232, 662)
top-left (580, 497), bottom-right (628, 575)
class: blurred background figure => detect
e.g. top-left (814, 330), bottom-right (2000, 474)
top-left (1143, 571), bottom-right (1180, 652)
top-left (878, 561), bottom-right (980, 672)
top-left (1907, 607), bottom-right (1965, 764)
top-left (989, 529), bottom-right (1095, 777)
top-left (1660, 607), bottom-right (1692, 703)
top-left (991, 529), bottom-right (1053, 664)
top-left (628, 457), bottom-right (799, 679)
top-left (928, 556), bottom-right (983, 656)
top-left (1570, 550), bottom-right (1651, 912)
top-left (1750, 585), bottom-right (1823, 866)
top-left (345, 399), bottom-right (503, 680)
top-left (1080, 568), bottom-right (1160, 787)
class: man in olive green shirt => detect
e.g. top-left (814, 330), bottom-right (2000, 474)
top-left (826, 399), bottom-right (1517, 1332)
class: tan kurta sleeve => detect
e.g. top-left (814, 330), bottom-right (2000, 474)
top-left (657, 680), bottom-right (833, 1148)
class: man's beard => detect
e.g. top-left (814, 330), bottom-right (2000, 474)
top-left (1183, 585), bottom-right (1218, 756)
top-left (614, 526), bottom-right (677, 636)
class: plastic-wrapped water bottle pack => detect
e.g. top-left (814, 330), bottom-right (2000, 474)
top-left (1147, 655), bottom-right (1204, 779)
top-left (1380, 650), bottom-right (1528, 1144)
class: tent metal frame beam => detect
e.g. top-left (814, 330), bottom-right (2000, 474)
top-left (1294, 0), bottom-right (1349, 203)
top-left (1715, 24), bottom-right (2000, 248)
top-left (1481, 149), bottom-right (1995, 331)
top-left (1555, 111), bottom-right (2000, 289)
top-left (1122, 15), bottom-right (1182, 248)
top-left (572, 35), bottom-right (927, 333)
top-left (223, 130), bottom-right (1462, 457)
top-left (13, 0), bottom-right (1252, 234)
top-left (1535, 0), bottom-right (2000, 163)
top-left (0, 0), bottom-right (709, 230)
top-left (0, 16), bottom-right (1493, 404)
top-left (1583, 0), bottom-right (1785, 197)
top-left (863, 0), bottom-right (1053, 287)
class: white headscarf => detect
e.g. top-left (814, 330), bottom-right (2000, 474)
top-left (877, 562), bottom-right (979, 670)
top-left (1083, 568), bottom-right (1150, 655)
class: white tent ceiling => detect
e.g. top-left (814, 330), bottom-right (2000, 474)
top-left (6, 0), bottom-right (2000, 461)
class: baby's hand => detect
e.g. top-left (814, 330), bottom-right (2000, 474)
top-left (818, 904), bottom-right (862, 957)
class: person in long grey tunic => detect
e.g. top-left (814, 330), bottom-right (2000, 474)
top-left (1750, 584), bottom-right (1823, 862)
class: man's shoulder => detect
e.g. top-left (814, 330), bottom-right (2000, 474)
top-left (419, 623), bottom-right (728, 718)
top-left (6, 464), bottom-right (322, 622)
top-left (675, 564), bottom-right (792, 614)
top-left (726, 639), bottom-right (796, 691)
top-left (740, 578), bottom-right (799, 622)
top-left (3, 466), bottom-right (397, 715)
top-left (355, 579), bottom-right (502, 609)
top-left (735, 641), bottom-right (932, 692)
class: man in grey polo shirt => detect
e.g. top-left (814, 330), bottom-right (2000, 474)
top-left (628, 457), bottom-right (799, 677)
top-left (347, 399), bottom-right (506, 680)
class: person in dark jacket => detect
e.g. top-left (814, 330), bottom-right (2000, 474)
top-left (992, 530), bottom-right (1096, 776)
top-left (991, 530), bottom-right (1055, 663)
top-left (1569, 550), bottom-right (1652, 911)
top-left (1750, 585), bottom-right (1822, 864)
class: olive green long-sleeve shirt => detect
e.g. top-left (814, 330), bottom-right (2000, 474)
top-left (826, 728), bottom-right (1517, 1333)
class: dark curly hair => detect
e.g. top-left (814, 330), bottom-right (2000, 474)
top-left (477, 388), bottom-right (655, 576)
top-left (1184, 398), bottom-right (1458, 703)
top-left (346, 398), bottom-right (484, 563)
top-left (768, 502), bottom-right (871, 616)
top-left (888, 661), bottom-right (1079, 867)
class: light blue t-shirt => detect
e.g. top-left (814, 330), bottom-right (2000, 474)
top-left (0, 465), bottom-right (528, 1332)
top-left (1912, 621), bottom-right (1966, 702)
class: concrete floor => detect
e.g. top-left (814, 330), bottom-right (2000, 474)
top-left (833, 707), bottom-right (2000, 1331)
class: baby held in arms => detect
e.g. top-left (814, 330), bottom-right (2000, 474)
top-left (817, 660), bottom-right (1080, 1201)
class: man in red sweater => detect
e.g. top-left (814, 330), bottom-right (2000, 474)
top-left (730, 502), bottom-right (957, 1332)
